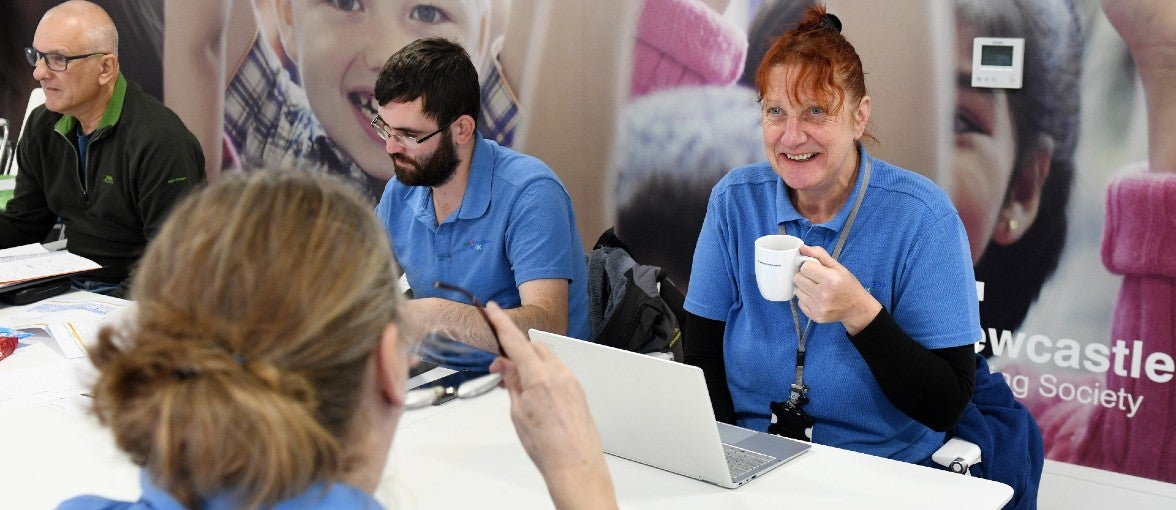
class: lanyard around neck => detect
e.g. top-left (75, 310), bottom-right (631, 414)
top-left (780, 154), bottom-right (872, 403)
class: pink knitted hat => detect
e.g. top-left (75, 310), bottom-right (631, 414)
top-left (631, 0), bottom-right (748, 98)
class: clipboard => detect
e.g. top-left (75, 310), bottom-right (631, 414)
top-left (0, 276), bottom-right (72, 305)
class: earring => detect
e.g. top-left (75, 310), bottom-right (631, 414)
top-left (1008, 218), bottom-right (1018, 233)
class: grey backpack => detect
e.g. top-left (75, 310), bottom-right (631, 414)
top-left (586, 228), bottom-right (684, 360)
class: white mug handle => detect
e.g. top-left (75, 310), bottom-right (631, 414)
top-left (795, 255), bottom-right (818, 270)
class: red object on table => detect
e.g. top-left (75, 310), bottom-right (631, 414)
top-left (0, 335), bottom-right (18, 362)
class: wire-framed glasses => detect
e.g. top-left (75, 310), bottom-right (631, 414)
top-left (370, 114), bottom-right (456, 149)
top-left (25, 47), bottom-right (108, 72)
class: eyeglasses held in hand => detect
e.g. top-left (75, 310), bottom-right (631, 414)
top-left (25, 47), bottom-right (108, 72)
top-left (370, 114), bottom-right (456, 149)
top-left (403, 369), bottom-right (504, 410)
top-left (432, 281), bottom-right (507, 359)
top-left (402, 281), bottom-right (505, 409)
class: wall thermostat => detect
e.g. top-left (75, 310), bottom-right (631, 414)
top-left (971, 37), bottom-right (1024, 89)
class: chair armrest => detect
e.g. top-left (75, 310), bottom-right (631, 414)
top-left (933, 437), bottom-right (982, 475)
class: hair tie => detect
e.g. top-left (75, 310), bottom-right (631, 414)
top-left (231, 352), bottom-right (248, 366)
top-left (821, 13), bottom-right (843, 33)
top-left (173, 366), bottom-right (198, 380)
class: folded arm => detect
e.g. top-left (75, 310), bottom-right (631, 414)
top-left (404, 278), bottom-right (568, 355)
top-left (849, 308), bottom-right (976, 431)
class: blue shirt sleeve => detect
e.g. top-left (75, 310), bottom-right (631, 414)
top-left (891, 209), bottom-right (982, 349)
top-left (684, 183), bottom-right (739, 322)
top-left (504, 177), bottom-right (580, 286)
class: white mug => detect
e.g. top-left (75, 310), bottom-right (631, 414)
top-left (754, 234), bottom-right (817, 302)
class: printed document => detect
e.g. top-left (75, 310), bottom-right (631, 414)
top-left (0, 244), bottom-right (101, 289)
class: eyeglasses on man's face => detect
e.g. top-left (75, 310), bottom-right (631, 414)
top-left (370, 114), bottom-right (456, 149)
top-left (25, 47), bottom-right (108, 72)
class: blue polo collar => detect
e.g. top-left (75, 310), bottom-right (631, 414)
top-left (417, 132), bottom-right (495, 226)
top-left (130, 472), bottom-right (383, 509)
top-left (456, 132), bottom-right (494, 220)
top-left (776, 141), bottom-right (871, 231)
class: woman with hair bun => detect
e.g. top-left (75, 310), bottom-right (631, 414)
top-left (685, 2), bottom-right (981, 464)
top-left (59, 169), bottom-right (616, 509)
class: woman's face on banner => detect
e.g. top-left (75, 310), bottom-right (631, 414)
top-left (278, 0), bottom-right (485, 181)
top-left (951, 23), bottom-right (1017, 263)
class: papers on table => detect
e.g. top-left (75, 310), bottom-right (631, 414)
top-left (0, 291), bottom-right (127, 416)
top-left (0, 243), bottom-right (48, 259)
top-left (0, 355), bottom-right (93, 414)
top-left (40, 320), bottom-right (100, 359)
top-left (0, 243), bottom-right (102, 289)
top-left (0, 293), bottom-right (130, 359)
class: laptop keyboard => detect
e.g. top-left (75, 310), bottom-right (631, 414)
top-left (723, 443), bottom-right (776, 481)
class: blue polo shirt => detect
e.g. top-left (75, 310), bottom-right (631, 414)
top-left (58, 472), bottom-right (383, 509)
top-left (376, 133), bottom-right (589, 370)
top-left (685, 146), bottom-right (981, 464)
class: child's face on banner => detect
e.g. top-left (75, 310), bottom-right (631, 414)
top-left (950, 23), bottom-right (1017, 263)
top-left (278, 0), bottom-right (485, 181)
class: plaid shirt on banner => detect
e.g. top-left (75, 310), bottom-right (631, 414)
top-left (223, 37), bottom-right (378, 200)
top-left (477, 38), bottom-right (521, 147)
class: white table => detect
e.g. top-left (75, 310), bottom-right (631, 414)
top-left (1, 292), bottom-right (141, 509)
top-left (2, 303), bottom-right (1013, 509)
top-left (382, 389), bottom-right (1013, 509)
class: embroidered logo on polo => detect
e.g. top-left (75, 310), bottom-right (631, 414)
top-left (463, 239), bottom-right (489, 251)
top-left (102, 174), bottom-right (113, 184)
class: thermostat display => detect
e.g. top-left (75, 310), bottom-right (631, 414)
top-left (971, 37), bottom-right (1024, 89)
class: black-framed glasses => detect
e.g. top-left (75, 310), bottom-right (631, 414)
top-left (433, 281), bottom-right (505, 359)
top-left (25, 47), bottom-right (108, 72)
top-left (401, 281), bottom-right (506, 410)
top-left (370, 114), bottom-right (456, 149)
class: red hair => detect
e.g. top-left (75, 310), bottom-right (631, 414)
top-left (753, 4), bottom-right (866, 117)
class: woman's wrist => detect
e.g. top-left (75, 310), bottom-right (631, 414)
top-left (842, 292), bottom-right (883, 336)
top-left (1141, 69), bottom-right (1176, 172)
top-left (544, 459), bottom-right (617, 510)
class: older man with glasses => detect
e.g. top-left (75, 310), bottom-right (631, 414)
top-left (372, 38), bottom-right (590, 373)
top-left (0, 0), bottom-right (204, 298)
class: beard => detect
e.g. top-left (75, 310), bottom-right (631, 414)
top-left (391, 130), bottom-right (461, 187)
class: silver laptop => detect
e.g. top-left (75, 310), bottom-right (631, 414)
top-left (529, 329), bottom-right (810, 488)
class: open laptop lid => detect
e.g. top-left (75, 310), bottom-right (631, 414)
top-left (529, 329), bottom-right (809, 487)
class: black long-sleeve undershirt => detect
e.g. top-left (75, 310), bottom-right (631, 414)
top-left (684, 313), bottom-right (737, 424)
top-left (684, 309), bottom-right (975, 431)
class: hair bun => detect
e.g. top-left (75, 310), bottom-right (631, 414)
top-left (821, 13), bottom-right (843, 33)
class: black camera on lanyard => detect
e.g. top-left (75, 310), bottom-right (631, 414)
top-left (768, 383), bottom-right (814, 441)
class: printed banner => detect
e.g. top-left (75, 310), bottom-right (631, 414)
top-left (2, 0), bottom-right (1171, 495)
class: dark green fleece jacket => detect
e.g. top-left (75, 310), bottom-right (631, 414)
top-left (0, 75), bottom-right (205, 291)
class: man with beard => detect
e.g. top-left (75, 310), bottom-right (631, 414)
top-left (372, 38), bottom-right (589, 372)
